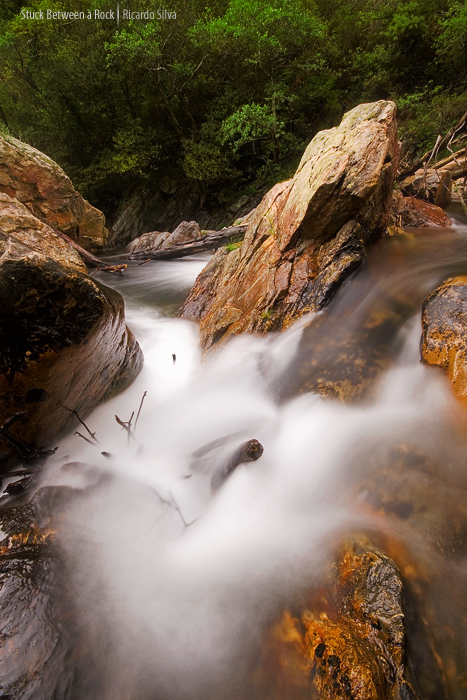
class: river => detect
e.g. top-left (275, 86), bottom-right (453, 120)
top-left (36, 225), bottom-right (467, 699)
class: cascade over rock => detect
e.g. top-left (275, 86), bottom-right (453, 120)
top-left (180, 101), bottom-right (399, 352)
top-left (0, 194), bottom-right (143, 472)
top-left (0, 133), bottom-right (107, 250)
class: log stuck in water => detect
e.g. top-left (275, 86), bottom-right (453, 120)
top-left (128, 225), bottom-right (247, 260)
top-left (190, 436), bottom-right (264, 491)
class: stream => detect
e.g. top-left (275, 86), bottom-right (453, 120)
top-left (24, 225), bottom-right (467, 698)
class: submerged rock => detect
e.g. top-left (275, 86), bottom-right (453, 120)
top-left (0, 194), bottom-right (143, 472)
top-left (0, 133), bottom-right (107, 250)
top-left (421, 276), bottom-right (467, 400)
top-left (304, 548), bottom-right (413, 700)
top-left (260, 542), bottom-right (449, 700)
top-left (180, 101), bottom-right (399, 352)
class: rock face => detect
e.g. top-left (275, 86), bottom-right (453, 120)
top-left (391, 191), bottom-right (451, 229)
top-left (0, 194), bottom-right (143, 471)
top-left (0, 134), bottom-right (107, 250)
top-left (421, 277), bottom-right (467, 399)
top-left (126, 220), bottom-right (201, 255)
top-left (108, 182), bottom-right (263, 249)
top-left (180, 101), bottom-right (399, 352)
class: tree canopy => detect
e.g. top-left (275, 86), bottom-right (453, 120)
top-left (0, 0), bottom-right (465, 210)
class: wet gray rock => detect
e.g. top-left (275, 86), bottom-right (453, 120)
top-left (127, 230), bottom-right (170, 254)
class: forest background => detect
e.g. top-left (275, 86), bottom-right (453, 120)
top-left (0, 0), bottom-right (466, 218)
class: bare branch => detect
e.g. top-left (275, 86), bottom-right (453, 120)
top-left (63, 406), bottom-right (99, 444)
top-left (74, 431), bottom-right (97, 446)
top-left (135, 392), bottom-right (147, 432)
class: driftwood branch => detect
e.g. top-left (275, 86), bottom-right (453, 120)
top-left (115, 413), bottom-right (135, 443)
top-left (398, 110), bottom-right (467, 181)
top-left (0, 412), bottom-right (57, 468)
top-left (63, 406), bottom-right (99, 444)
top-left (74, 431), bottom-right (97, 446)
top-left (128, 225), bottom-right (247, 261)
top-left (134, 392), bottom-right (147, 432)
top-left (53, 228), bottom-right (127, 273)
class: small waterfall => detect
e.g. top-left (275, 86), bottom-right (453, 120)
top-left (39, 228), bottom-right (467, 699)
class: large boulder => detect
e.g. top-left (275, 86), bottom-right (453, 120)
top-left (180, 101), bottom-right (399, 352)
top-left (421, 277), bottom-right (467, 400)
top-left (126, 220), bottom-right (201, 255)
top-left (0, 134), bottom-right (107, 250)
top-left (127, 230), bottom-right (170, 255)
top-left (0, 193), bottom-right (143, 471)
top-left (163, 220), bottom-right (201, 247)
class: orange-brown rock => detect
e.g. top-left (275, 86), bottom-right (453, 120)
top-left (0, 133), bottom-right (107, 250)
top-left (391, 191), bottom-right (451, 229)
top-left (421, 276), bottom-right (467, 400)
top-left (180, 101), bottom-right (399, 352)
top-left (259, 547), bottom-right (420, 700)
top-left (0, 194), bottom-right (143, 472)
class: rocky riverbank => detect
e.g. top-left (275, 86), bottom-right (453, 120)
top-left (0, 174), bottom-right (142, 473)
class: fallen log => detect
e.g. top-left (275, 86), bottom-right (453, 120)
top-left (128, 225), bottom-right (247, 260)
top-left (53, 228), bottom-right (127, 273)
top-left (433, 147), bottom-right (467, 170)
top-left (189, 434), bottom-right (264, 491)
top-left (436, 158), bottom-right (467, 180)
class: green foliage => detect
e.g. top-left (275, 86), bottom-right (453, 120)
top-left (225, 239), bottom-right (242, 252)
top-left (437, 3), bottom-right (467, 74)
top-left (0, 0), bottom-right (465, 208)
top-left (182, 138), bottom-right (236, 184)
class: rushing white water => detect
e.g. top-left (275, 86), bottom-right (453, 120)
top-left (41, 235), bottom-right (467, 699)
